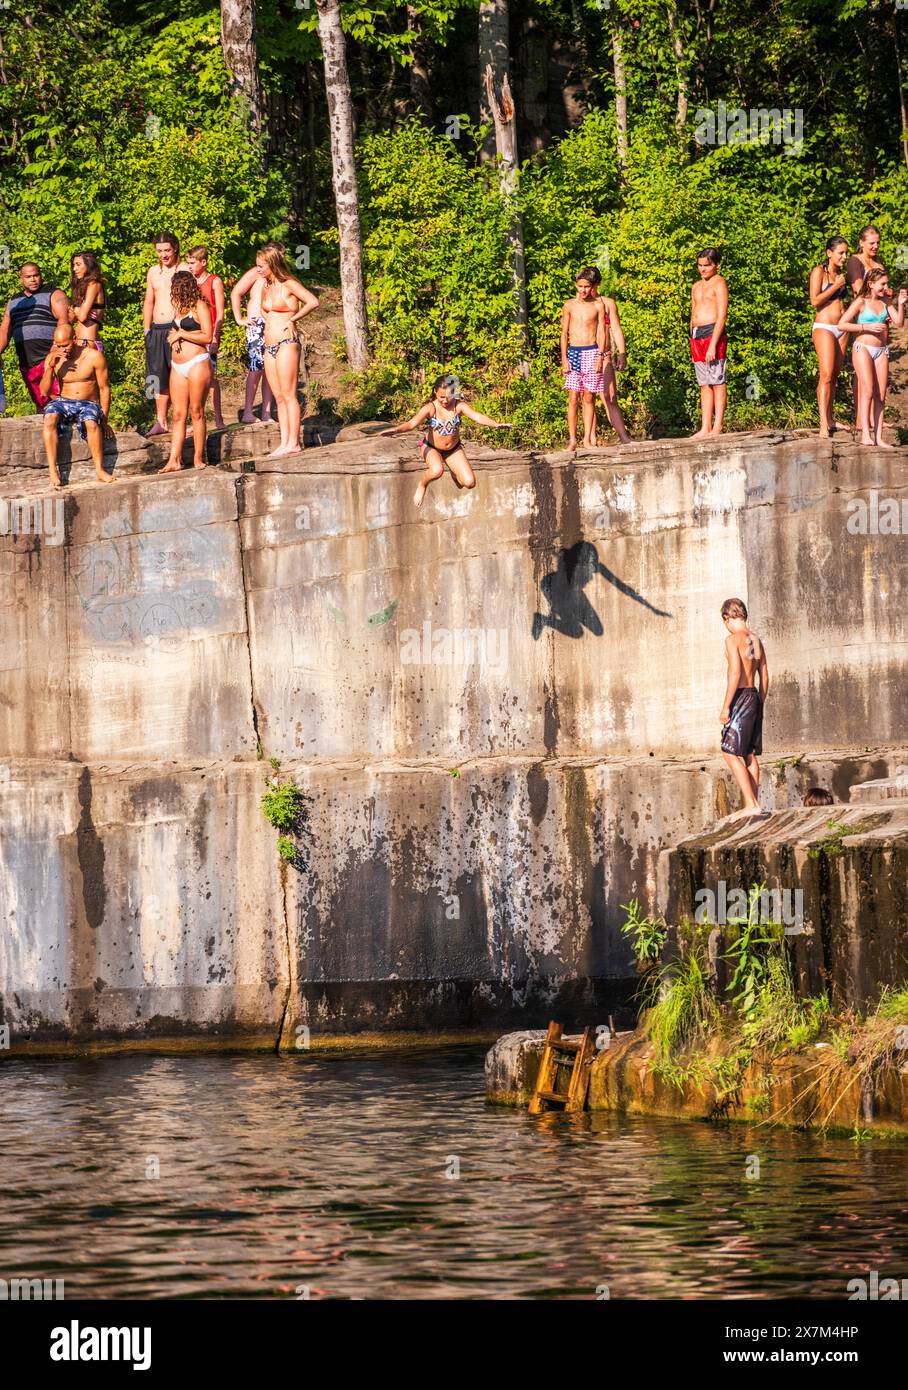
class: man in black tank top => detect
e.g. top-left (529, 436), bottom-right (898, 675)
top-left (0, 263), bottom-right (69, 409)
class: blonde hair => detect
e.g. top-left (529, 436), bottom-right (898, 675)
top-left (721, 598), bottom-right (748, 621)
top-left (256, 244), bottom-right (292, 282)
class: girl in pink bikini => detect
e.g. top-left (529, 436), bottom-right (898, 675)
top-left (69, 252), bottom-right (106, 352)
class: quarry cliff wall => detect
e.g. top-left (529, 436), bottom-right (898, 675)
top-left (0, 419), bottom-right (905, 1044)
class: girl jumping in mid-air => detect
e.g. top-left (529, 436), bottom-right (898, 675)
top-left (837, 268), bottom-right (907, 446)
top-left (379, 375), bottom-right (512, 507)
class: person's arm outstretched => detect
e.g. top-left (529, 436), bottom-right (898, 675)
top-left (379, 404), bottom-right (432, 437)
top-left (721, 634), bottom-right (742, 723)
top-left (457, 403), bottom-right (512, 428)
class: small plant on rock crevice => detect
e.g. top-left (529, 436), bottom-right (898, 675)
top-left (260, 760), bottom-right (306, 869)
top-left (807, 817), bottom-right (852, 860)
top-left (620, 898), bottom-right (669, 967)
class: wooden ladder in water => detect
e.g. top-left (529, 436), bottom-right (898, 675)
top-left (528, 1022), bottom-right (595, 1114)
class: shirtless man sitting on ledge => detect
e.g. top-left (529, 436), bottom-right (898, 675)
top-left (39, 323), bottom-right (113, 488)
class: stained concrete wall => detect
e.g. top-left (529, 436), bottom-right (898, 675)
top-left (1, 422), bottom-right (906, 1043)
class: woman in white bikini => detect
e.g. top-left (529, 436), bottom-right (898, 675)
top-left (160, 270), bottom-right (213, 473)
top-left (257, 244), bottom-right (319, 458)
top-left (809, 237), bottom-right (849, 438)
top-left (837, 268), bottom-right (907, 447)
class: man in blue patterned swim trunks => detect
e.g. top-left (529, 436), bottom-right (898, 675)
top-left (560, 268), bottom-right (607, 450)
top-left (39, 323), bottom-right (113, 488)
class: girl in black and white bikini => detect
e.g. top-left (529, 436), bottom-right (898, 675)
top-left (379, 374), bottom-right (512, 508)
top-left (159, 270), bottom-right (213, 473)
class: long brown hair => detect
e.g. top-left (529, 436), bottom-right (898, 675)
top-left (170, 269), bottom-right (201, 315)
top-left (858, 267), bottom-right (889, 300)
top-left (70, 250), bottom-right (105, 309)
top-left (256, 244), bottom-right (293, 282)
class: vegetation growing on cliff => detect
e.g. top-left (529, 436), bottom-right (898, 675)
top-left (261, 763), bottom-right (307, 868)
top-left (622, 888), bottom-right (908, 1130)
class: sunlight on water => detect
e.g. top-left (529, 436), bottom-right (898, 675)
top-left (3, 1048), bottom-right (907, 1300)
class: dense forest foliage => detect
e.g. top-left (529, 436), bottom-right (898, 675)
top-left (1, 0), bottom-right (906, 439)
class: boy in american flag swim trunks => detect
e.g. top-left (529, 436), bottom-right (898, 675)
top-left (560, 268), bottom-right (607, 450)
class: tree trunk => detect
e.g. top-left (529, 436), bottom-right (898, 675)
top-left (610, 14), bottom-right (629, 183)
top-left (666, 2), bottom-right (689, 139)
top-left (516, 0), bottom-right (550, 153)
top-left (407, 5), bottom-right (433, 118)
top-left (893, 11), bottom-right (908, 172)
top-left (478, 0), bottom-right (509, 160)
top-left (219, 0), bottom-right (263, 136)
top-left (315, 0), bottom-right (370, 371)
top-left (481, 3), bottom-right (528, 351)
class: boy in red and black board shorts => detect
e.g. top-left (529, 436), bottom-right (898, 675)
top-left (690, 248), bottom-right (728, 437)
top-left (187, 245), bottom-right (227, 430)
top-left (560, 268), bottom-right (607, 450)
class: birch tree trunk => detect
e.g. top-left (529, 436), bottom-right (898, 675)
top-left (893, 10), bottom-right (908, 172)
top-left (315, 0), bottom-right (370, 371)
top-left (478, 0), bottom-right (509, 160)
top-left (666, 2), bottom-right (689, 138)
top-left (611, 14), bottom-right (629, 183)
top-left (407, 5), bottom-right (433, 117)
top-left (480, 1), bottom-right (528, 349)
top-left (219, 0), bottom-right (262, 137)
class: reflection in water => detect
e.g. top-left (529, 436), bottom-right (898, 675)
top-left (3, 1048), bottom-right (907, 1299)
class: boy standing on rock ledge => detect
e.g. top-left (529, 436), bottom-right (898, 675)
top-left (560, 268), bottom-right (607, 450)
top-left (719, 597), bottom-right (769, 822)
top-left (690, 248), bottom-right (728, 437)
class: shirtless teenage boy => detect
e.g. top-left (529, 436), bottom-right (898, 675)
top-left (690, 248), bottom-right (728, 437)
top-left (143, 232), bottom-right (189, 437)
top-left (560, 269), bottom-right (607, 450)
top-left (719, 597), bottom-right (769, 822)
top-left (39, 322), bottom-right (113, 488)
